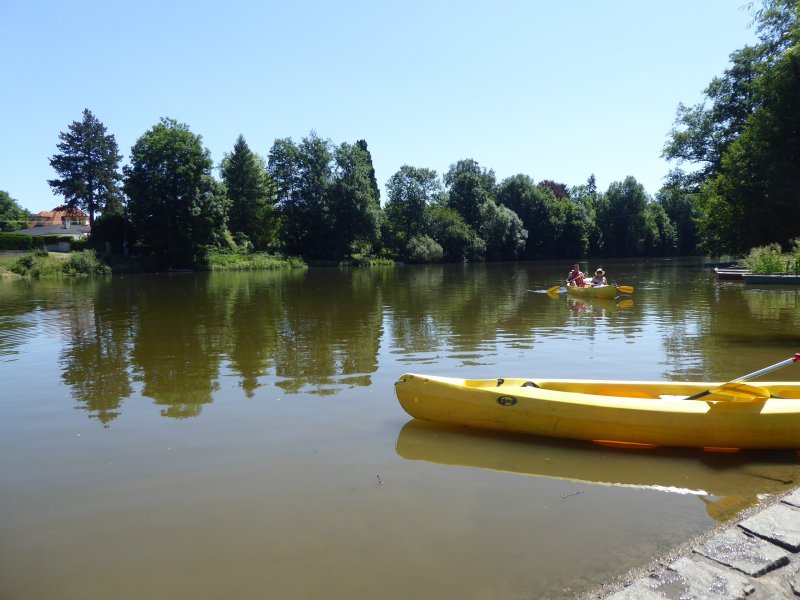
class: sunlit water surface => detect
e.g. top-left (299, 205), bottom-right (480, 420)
top-left (2, 258), bottom-right (800, 599)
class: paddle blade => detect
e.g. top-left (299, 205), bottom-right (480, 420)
top-left (617, 285), bottom-right (634, 295)
top-left (705, 382), bottom-right (771, 402)
top-left (547, 285), bottom-right (563, 295)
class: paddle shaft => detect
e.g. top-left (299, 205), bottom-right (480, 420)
top-left (727, 354), bottom-right (800, 383)
top-left (686, 353), bottom-right (800, 400)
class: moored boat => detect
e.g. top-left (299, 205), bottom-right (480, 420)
top-left (743, 273), bottom-right (800, 285)
top-left (714, 267), bottom-right (749, 280)
top-left (566, 284), bottom-right (619, 299)
top-left (394, 373), bottom-right (800, 449)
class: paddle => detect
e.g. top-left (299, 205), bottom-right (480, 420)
top-left (685, 353), bottom-right (800, 401)
top-left (617, 285), bottom-right (634, 294)
top-left (547, 284), bottom-right (564, 294)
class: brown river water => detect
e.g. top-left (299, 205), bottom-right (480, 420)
top-left (2, 258), bottom-right (800, 599)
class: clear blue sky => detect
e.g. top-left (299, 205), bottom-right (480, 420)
top-left (1, 0), bottom-right (759, 213)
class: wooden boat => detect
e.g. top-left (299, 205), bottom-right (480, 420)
top-left (394, 373), bottom-right (800, 449)
top-left (566, 284), bottom-right (619, 299)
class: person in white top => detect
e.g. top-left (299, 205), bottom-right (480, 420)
top-left (589, 268), bottom-right (607, 287)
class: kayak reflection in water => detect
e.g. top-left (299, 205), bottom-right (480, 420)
top-left (588, 268), bottom-right (607, 287)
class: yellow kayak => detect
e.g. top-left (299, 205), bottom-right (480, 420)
top-left (394, 373), bottom-right (800, 449)
top-left (566, 285), bottom-right (619, 299)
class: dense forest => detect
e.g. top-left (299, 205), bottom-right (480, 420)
top-left (2, 0), bottom-right (797, 267)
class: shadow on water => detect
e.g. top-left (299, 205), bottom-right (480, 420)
top-left (396, 419), bottom-right (800, 522)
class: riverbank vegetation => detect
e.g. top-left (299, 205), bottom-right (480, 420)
top-left (743, 240), bottom-right (800, 274)
top-left (2, 250), bottom-right (111, 278)
top-left (2, 0), bottom-right (796, 274)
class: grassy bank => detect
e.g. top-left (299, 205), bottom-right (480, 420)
top-left (0, 249), bottom-right (398, 279)
top-left (1, 250), bottom-right (111, 278)
top-left (203, 251), bottom-right (307, 271)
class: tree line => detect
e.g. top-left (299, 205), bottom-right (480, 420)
top-left (3, 0), bottom-right (795, 265)
top-left (28, 112), bottom-right (693, 268)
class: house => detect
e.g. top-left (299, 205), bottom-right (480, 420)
top-left (11, 207), bottom-right (92, 250)
top-left (29, 208), bottom-right (90, 228)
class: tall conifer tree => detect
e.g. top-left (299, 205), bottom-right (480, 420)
top-left (48, 109), bottom-right (123, 225)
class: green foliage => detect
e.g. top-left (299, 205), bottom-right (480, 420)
top-left (124, 118), bottom-right (230, 267)
top-left (0, 232), bottom-right (44, 251)
top-left (496, 174), bottom-right (557, 258)
top-left (63, 250), bottom-right (111, 276)
top-left (267, 133), bottom-right (383, 260)
top-left (444, 159), bottom-right (496, 229)
top-left (204, 250), bottom-right (307, 271)
top-left (48, 109), bottom-right (123, 225)
top-left (426, 204), bottom-right (485, 262)
top-left (642, 202), bottom-right (678, 256)
top-left (553, 198), bottom-right (590, 258)
top-left (406, 234), bottom-right (443, 263)
top-left (90, 212), bottom-right (135, 254)
top-left (663, 0), bottom-right (800, 253)
top-left (595, 177), bottom-right (649, 256)
top-left (742, 243), bottom-right (791, 273)
top-left (384, 165), bottom-right (443, 254)
top-left (220, 135), bottom-right (278, 251)
top-left (9, 250), bottom-right (109, 277)
top-left (656, 186), bottom-right (699, 255)
top-left (0, 190), bottom-right (31, 232)
top-left (329, 141), bottom-right (383, 257)
top-left (41, 235), bottom-right (78, 245)
top-left (10, 249), bottom-right (111, 277)
top-left (478, 201), bottom-right (527, 261)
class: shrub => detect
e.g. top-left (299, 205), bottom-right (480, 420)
top-left (10, 250), bottom-right (65, 277)
top-left (63, 250), bottom-right (111, 276)
top-left (406, 234), bottom-right (443, 263)
top-left (10, 249), bottom-right (110, 277)
top-left (742, 243), bottom-right (789, 274)
top-left (0, 233), bottom-right (44, 251)
top-left (204, 250), bottom-right (306, 271)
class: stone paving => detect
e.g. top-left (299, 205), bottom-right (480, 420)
top-left (602, 488), bottom-right (800, 599)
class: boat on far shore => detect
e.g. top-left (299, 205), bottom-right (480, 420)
top-left (743, 273), bottom-right (800, 285)
top-left (714, 267), bottom-right (749, 281)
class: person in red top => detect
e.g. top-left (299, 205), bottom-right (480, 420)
top-left (566, 263), bottom-right (585, 287)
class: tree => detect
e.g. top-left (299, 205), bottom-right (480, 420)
top-left (663, 0), bottom-right (800, 252)
top-left (220, 135), bottom-right (277, 251)
top-left (48, 109), bottom-right (123, 226)
top-left (642, 202), bottom-right (678, 256)
top-left (268, 132), bottom-right (333, 258)
top-left (444, 159), bottom-right (496, 229)
top-left (426, 204), bottom-right (485, 262)
top-left (124, 118), bottom-right (229, 266)
top-left (656, 185), bottom-right (699, 255)
top-left (595, 177), bottom-right (649, 256)
top-left (384, 165), bottom-right (443, 254)
top-left (329, 141), bottom-right (383, 257)
top-left (478, 201), bottom-right (527, 260)
top-left (537, 180), bottom-right (570, 200)
top-left (0, 190), bottom-right (30, 232)
top-left (496, 175), bottom-right (559, 258)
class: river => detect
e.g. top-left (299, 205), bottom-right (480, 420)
top-left (2, 258), bottom-right (800, 599)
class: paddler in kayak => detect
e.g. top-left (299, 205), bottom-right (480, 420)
top-left (588, 268), bottom-right (607, 287)
top-left (566, 263), bottom-right (585, 287)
